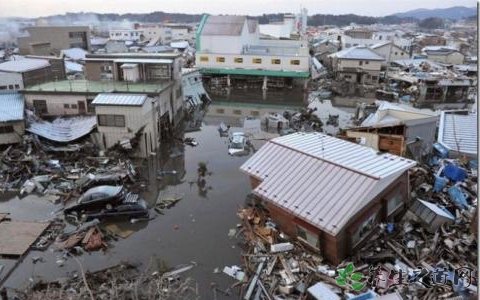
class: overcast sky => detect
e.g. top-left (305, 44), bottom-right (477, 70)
top-left (0, 0), bottom-right (477, 18)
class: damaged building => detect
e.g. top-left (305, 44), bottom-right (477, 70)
top-left (328, 46), bottom-right (385, 97)
top-left (346, 101), bottom-right (438, 158)
top-left (240, 132), bottom-right (416, 264)
top-left (195, 15), bottom-right (311, 91)
top-left (0, 91), bottom-right (25, 145)
top-left (21, 53), bottom-right (184, 126)
top-left (437, 110), bottom-right (477, 159)
top-left (91, 93), bottom-right (163, 157)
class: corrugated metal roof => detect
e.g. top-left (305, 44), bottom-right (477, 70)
top-left (92, 93), bottom-right (148, 106)
top-left (0, 58), bottom-right (50, 73)
top-left (0, 92), bottom-right (24, 122)
top-left (329, 46), bottom-right (385, 61)
top-left (27, 116), bottom-right (96, 142)
top-left (240, 132), bottom-right (416, 235)
top-left (201, 15), bottom-right (246, 36)
top-left (113, 58), bottom-right (173, 64)
top-left (438, 111), bottom-right (477, 155)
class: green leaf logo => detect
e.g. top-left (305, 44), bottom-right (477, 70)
top-left (335, 263), bottom-right (365, 292)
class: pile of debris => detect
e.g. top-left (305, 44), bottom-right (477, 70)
top-left (18, 262), bottom-right (199, 300)
top-left (0, 135), bottom-right (138, 201)
top-left (231, 152), bottom-right (477, 299)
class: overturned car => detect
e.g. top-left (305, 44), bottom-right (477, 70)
top-left (64, 185), bottom-right (148, 221)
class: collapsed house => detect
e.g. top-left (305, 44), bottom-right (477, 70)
top-left (240, 132), bottom-right (416, 264)
top-left (91, 93), bottom-right (166, 157)
top-left (0, 91), bottom-right (25, 145)
top-left (422, 46), bottom-right (465, 65)
top-left (437, 110), bottom-right (477, 159)
top-left (345, 101), bottom-right (438, 158)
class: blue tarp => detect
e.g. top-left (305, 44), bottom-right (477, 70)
top-left (443, 164), bottom-right (467, 182)
top-left (433, 175), bottom-right (448, 193)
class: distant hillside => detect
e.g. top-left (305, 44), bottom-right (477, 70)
top-left (307, 14), bottom-right (416, 27)
top-left (393, 6), bottom-right (476, 20)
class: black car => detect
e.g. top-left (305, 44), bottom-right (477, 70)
top-left (64, 185), bottom-right (148, 221)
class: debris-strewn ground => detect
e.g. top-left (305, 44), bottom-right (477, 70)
top-left (231, 154), bottom-right (477, 299)
top-left (17, 262), bottom-right (199, 300)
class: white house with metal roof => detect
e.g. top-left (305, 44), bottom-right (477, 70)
top-left (0, 58), bottom-right (52, 88)
top-left (328, 45), bottom-right (385, 85)
top-left (240, 132), bottom-right (416, 263)
top-left (0, 92), bottom-right (25, 144)
top-left (437, 110), bottom-right (477, 158)
top-left (371, 41), bottom-right (409, 65)
top-left (92, 93), bottom-right (168, 157)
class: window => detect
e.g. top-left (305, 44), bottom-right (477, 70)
top-left (387, 193), bottom-right (403, 215)
top-left (359, 61), bottom-right (363, 66)
top-left (233, 109), bottom-right (242, 115)
top-left (97, 114), bottom-right (125, 127)
top-left (271, 59), bottom-right (281, 65)
top-left (69, 31), bottom-right (86, 38)
top-left (252, 58), bottom-right (262, 64)
top-left (14, 84), bottom-right (20, 89)
top-left (101, 65), bottom-right (112, 73)
top-left (290, 59), bottom-right (300, 65)
top-left (64, 104), bottom-right (70, 109)
top-left (33, 100), bottom-right (48, 115)
top-left (199, 56), bottom-right (209, 62)
top-left (0, 86), bottom-right (6, 90)
top-left (8, 85), bottom-right (13, 90)
top-left (394, 52), bottom-right (398, 55)
top-left (215, 108), bottom-right (225, 114)
top-left (344, 75), bottom-right (352, 79)
top-left (296, 224), bottom-right (319, 249)
top-left (0, 126), bottom-right (14, 134)
top-left (71, 104), bottom-right (78, 109)
top-left (234, 57), bottom-right (243, 63)
top-left (216, 57), bottom-right (225, 63)
top-left (371, 76), bottom-right (378, 81)
top-left (250, 111), bottom-right (260, 116)
top-left (365, 61), bottom-right (369, 64)
top-left (352, 209), bottom-right (379, 246)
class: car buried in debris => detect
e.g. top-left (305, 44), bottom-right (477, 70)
top-left (64, 185), bottom-right (148, 221)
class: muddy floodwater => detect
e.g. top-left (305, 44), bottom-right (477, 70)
top-left (0, 124), bottom-right (259, 299)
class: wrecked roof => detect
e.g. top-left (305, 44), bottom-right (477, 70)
top-left (240, 132), bottom-right (416, 235)
top-left (92, 93), bottom-right (148, 106)
top-left (360, 101), bottom-right (438, 128)
top-left (438, 111), bottom-right (477, 156)
top-left (0, 58), bottom-right (50, 73)
top-left (0, 92), bottom-right (24, 122)
top-left (329, 46), bottom-right (385, 61)
top-left (61, 48), bottom-right (88, 60)
top-left (27, 116), bottom-right (97, 142)
top-left (201, 15), bottom-right (246, 36)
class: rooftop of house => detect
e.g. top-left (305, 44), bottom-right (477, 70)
top-left (23, 79), bottom-right (172, 94)
top-left (438, 110), bottom-right (477, 155)
top-left (92, 93), bottom-right (149, 106)
top-left (0, 58), bottom-right (50, 73)
top-left (329, 45), bottom-right (385, 61)
top-left (85, 52), bottom-right (181, 60)
top-left (240, 132), bottom-right (416, 235)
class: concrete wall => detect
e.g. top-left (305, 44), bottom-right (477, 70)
top-left (337, 59), bottom-right (383, 71)
top-left (374, 44), bottom-right (409, 62)
top-left (24, 93), bottom-right (89, 116)
top-left (0, 121), bottom-right (24, 145)
top-left (109, 30), bottom-right (143, 41)
top-left (346, 130), bottom-right (380, 150)
top-left (18, 26), bottom-right (91, 55)
top-left (0, 72), bottom-right (23, 90)
top-left (196, 53), bottom-right (310, 73)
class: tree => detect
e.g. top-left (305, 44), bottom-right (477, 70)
top-left (419, 17), bottom-right (445, 29)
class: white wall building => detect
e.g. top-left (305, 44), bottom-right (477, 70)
top-left (0, 92), bottom-right (24, 145)
top-left (0, 71), bottom-right (23, 91)
top-left (195, 15), bottom-right (310, 80)
top-left (371, 41), bottom-right (409, 65)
